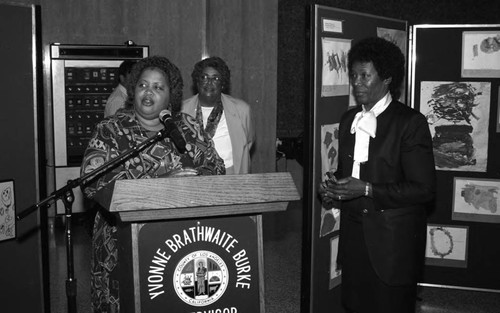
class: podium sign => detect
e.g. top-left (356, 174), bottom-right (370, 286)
top-left (104, 173), bottom-right (300, 313)
top-left (137, 216), bottom-right (261, 312)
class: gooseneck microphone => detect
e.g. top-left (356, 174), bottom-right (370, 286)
top-left (159, 110), bottom-right (187, 154)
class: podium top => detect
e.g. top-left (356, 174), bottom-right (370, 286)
top-left (103, 172), bottom-right (300, 222)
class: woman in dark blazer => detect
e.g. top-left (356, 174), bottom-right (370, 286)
top-left (319, 37), bottom-right (436, 313)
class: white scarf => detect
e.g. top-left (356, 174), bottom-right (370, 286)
top-left (350, 93), bottom-right (392, 178)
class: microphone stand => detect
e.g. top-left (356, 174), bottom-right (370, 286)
top-left (17, 128), bottom-right (168, 313)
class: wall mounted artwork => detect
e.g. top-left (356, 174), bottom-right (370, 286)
top-left (321, 37), bottom-right (350, 97)
top-left (425, 224), bottom-right (468, 268)
top-left (321, 123), bottom-right (339, 176)
top-left (420, 81), bottom-right (491, 172)
top-left (320, 123), bottom-right (341, 238)
top-left (0, 179), bottom-right (16, 242)
top-left (412, 23), bottom-right (500, 292)
top-left (461, 30), bottom-right (500, 78)
top-left (452, 177), bottom-right (500, 223)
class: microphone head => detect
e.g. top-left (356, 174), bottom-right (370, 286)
top-left (159, 109), bottom-right (172, 122)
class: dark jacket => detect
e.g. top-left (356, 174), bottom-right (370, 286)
top-left (337, 100), bottom-right (436, 286)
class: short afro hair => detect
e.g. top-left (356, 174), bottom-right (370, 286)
top-left (348, 37), bottom-right (405, 100)
top-left (125, 56), bottom-right (184, 112)
top-left (190, 56), bottom-right (231, 94)
top-left (118, 59), bottom-right (136, 77)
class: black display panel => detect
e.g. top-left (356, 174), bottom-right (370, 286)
top-left (64, 67), bottom-right (118, 165)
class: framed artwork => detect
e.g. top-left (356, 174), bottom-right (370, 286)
top-left (0, 179), bottom-right (16, 242)
top-left (320, 207), bottom-right (340, 237)
top-left (320, 123), bottom-right (341, 238)
top-left (461, 30), bottom-right (500, 78)
top-left (420, 81), bottom-right (491, 172)
top-left (329, 235), bottom-right (342, 289)
top-left (452, 177), bottom-right (500, 223)
top-left (425, 224), bottom-right (469, 268)
top-left (320, 123), bottom-right (339, 176)
top-left (321, 37), bottom-right (350, 97)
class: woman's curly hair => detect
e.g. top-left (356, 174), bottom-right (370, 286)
top-left (125, 56), bottom-right (184, 112)
top-left (348, 37), bottom-right (405, 100)
top-left (190, 56), bottom-right (231, 94)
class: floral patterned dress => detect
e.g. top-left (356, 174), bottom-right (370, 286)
top-left (80, 109), bottom-right (225, 313)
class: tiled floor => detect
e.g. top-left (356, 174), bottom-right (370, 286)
top-left (415, 286), bottom-right (500, 313)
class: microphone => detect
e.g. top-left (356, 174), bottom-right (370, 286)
top-left (159, 110), bottom-right (187, 154)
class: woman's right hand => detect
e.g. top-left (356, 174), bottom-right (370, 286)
top-left (318, 179), bottom-right (337, 208)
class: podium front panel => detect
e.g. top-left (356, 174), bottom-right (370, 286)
top-left (133, 215), bottom-right (263, 313)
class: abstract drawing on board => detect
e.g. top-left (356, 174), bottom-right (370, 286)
top-left (321, 37), bottom-right (350, 97)
top-left (0, 179), bottom-right (16, 242)
top-left (420, 81), bottom-right (491, 172)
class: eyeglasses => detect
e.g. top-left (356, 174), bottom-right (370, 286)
top-left (199, 74), bottom-right (222, 85)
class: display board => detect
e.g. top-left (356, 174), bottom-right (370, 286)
top-left (303, 5), bottom-right (407, 312)
top-left (0, 3), bottom-right (46, 312)
top-left (411, 24), bottom-right (500, 291)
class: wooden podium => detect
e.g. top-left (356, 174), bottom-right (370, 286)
top-left (100, 172), bottom-right (300, 313)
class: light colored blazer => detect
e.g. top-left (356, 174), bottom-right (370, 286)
top-left (182, 93), bottom-right (254, 174)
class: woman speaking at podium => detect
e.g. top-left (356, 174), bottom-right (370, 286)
top-left (80, 56), bottom-right (225, 313)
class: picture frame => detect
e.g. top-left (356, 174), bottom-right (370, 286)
top-left (329, 235), bottom-right (342, 289)
top-left (452, 177), bottom-right (500, 223)
top-left (0, 179), bottom-right (16, 242)
top-left (419, 81), bottom-right (491, 172)
top-left (321, 37), bottom-right (351, 97)
top-left (425, 224), bottom-right (469, 268)
top-left (461, 30), bottom-right (500, 78)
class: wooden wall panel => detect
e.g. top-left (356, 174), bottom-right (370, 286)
top-left (40, 0), bottom-right (204, 100)
top-left (0, 3), bottom-right (45, 312)
top-left (35, 0), bottom-right (277, 174)
top-left (208, 0), bottom-right (279, 173)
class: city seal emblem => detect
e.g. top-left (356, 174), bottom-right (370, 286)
top-left (173, 250), bottom-right (229, 306)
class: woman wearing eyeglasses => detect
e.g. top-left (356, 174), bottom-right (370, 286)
top-left (182, 56), bottom-right (254, 174)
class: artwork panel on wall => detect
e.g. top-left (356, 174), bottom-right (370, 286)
top-left (425, 224), bottom-right (468, 268)
top-left (320, 123), bottom-right (339, 176)
top-left (452, 177), bottom-right (500, 223)
top-left (0, 179), bottom-right (16, 242)
top-left (320, 206), bottom-right (340, 238)
top-left (321, 37), bottom-right (350, 97)
top-left (419, 81), bottom-right (491, 172)
top-left (319, 123), bottom-right (341, 238)
top-left (461, 30), bottom-right (500, 78)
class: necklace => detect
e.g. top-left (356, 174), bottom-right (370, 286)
top-left (135, 114), bottom-right (161, 139)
